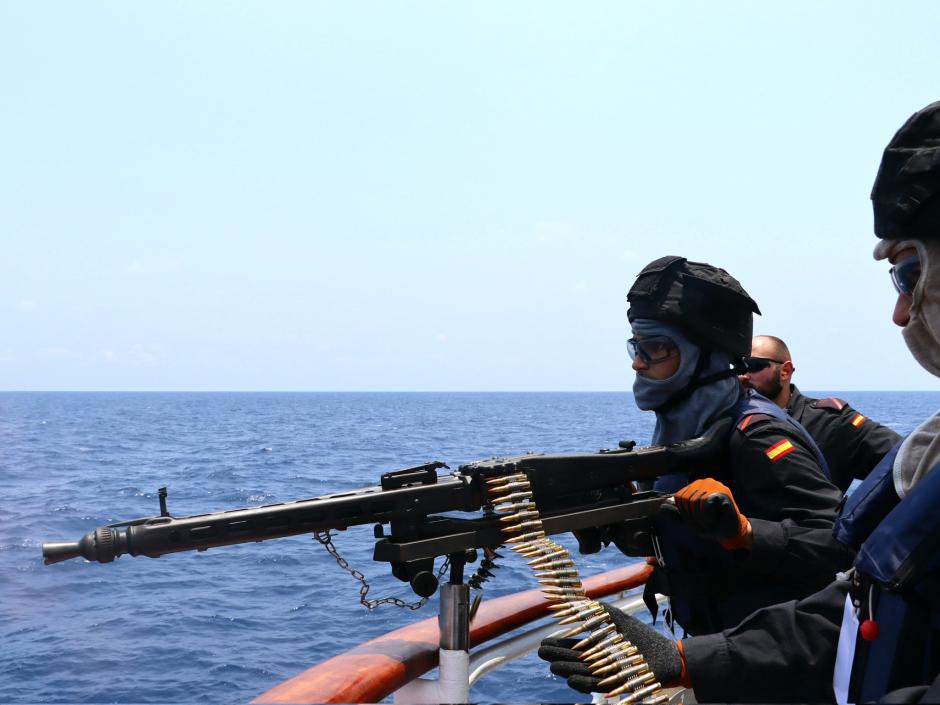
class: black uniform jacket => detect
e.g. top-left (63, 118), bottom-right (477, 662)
top-left (683, 573), bottom-right (940, 704)
top-left (652, 410), bottom-right (855, 635)
top-left (788, 386), bottom-right (901, 493)
top-left (683, 577), bottom-right (847, 702)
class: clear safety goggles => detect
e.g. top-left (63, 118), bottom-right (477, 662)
top-left (890, 253), bottom-right (921, 296)
top-left (627, 335), bottom-right (678, 364)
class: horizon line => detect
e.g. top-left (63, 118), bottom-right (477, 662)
top-left (2, 389), bottom-right (940, 394)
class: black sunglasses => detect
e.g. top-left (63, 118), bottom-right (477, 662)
top-left (744, 356), bottom-right (786, 371)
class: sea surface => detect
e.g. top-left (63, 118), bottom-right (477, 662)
top-left (1, 391), bottom-right (934, 704)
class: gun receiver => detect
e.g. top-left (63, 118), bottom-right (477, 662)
top-left (42, 418), bottom-right (730, 573)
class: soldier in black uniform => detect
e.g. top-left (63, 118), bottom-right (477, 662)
top-left (561, 258), bottom-right (854, 639)
top-left (741, 334), bottom-right (901, 492)
top-left (541, 101), bottom-right (940, 703)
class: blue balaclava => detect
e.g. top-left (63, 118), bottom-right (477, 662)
top-left (631, 318), bottom-right (741, 445)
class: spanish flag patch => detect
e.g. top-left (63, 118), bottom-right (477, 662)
top-left (851, 413), bottom-right (866, 427)
top-left (766, 439), bottom-right (796, 462)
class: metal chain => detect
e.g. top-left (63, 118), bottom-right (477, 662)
top-left (313, 529), bottom-right (450, 611)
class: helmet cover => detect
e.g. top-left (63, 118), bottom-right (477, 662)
top-left (627, 256), bottom-right (760, 357)
top-left (872, 101), bottom-right (940, 240)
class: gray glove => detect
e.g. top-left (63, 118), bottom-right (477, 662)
top-left (537, 604), bottom-right (683, 694)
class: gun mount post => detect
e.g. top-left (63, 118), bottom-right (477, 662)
top-left (394, 552), bottom-right (472, 704)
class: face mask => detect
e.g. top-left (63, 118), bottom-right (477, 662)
top-left (630, 319), bottom-right (741, 444)
top-left (630, 319), bottom-right (699, 411)
top-left (874, 238), bottom-right (940, 377)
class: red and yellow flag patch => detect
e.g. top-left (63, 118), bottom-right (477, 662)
top-left (851, 413), bottom-right (866, 427)
top-left (765, 439), bottom-right (796, 462)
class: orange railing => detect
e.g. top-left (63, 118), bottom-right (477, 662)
top-left (253, 562), bottom-right (652, 704)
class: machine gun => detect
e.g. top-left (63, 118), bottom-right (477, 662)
top-left (42, 418), bottom-right (729, 599)
top-left (42, 421), bottom-right (731, 703)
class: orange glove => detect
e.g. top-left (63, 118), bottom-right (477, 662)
top-left (673, 478), bottom-right (752, 550)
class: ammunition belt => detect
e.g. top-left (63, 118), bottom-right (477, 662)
top-left (487, 472), bottom-right (669, 704)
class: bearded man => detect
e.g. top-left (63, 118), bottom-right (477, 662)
top-left (742, 334), bottom-right (900, 492)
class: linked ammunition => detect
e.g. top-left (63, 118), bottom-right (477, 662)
top-left (491, 491), bottom-right (533, 504)
top-left (511, 539), bottom-right (553, 554)
top-left (529, 557), bottom-right (574, 570)
top-left (581, 634), bottom-right (625, 660)
top-left (615, 680), bottom-right (663, 704)
top-left (499, 510), bottom-right (540, 523)
top-left (485, 474), bottom-right (527, 486)
top-left (597, 663), bottom-right (651, 688)
top-left (575, 612), bottom-right (610, 632)
top-left (541, 586), bottom-right (588, 598)
top-left (485, 454), bottom-right (663, 705)
top-left (548, 599), bottom-right (594, 616)
top-left (590, 647), bottom-right (641, 670)
top-left (606, 670), bottom-right (655, 698)
top-left (559, 612), bottom-right (611, 638)
top-left (557, 605), bottom-right (605, 625)
top-left (502, 520), bottom-right (543, 534)
top-left (527, 549), bottom-right (569, 564)
top-left (487, 480), bottom-right (531, 494)
top-left (499, 506), bottom-right (534, 520)
top-left (538, 577), bottom-right (583, 587)
top-left (572, 623), bottom-right (616, 650)
top-left (625, 693), bottom-right (667, 705)
top-left (595, 651), bottom-right (644, 675)
top-left (512, 536), bottom-right (552, 550)
top-left (535, 568), bottom-right (578, 579)
top-left (548, 599), bottom-right (593, 616)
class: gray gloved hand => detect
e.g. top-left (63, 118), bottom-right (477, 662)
top-left (599, 604), bottom-right (683, 684)
top-left (537, 603), bottom-right (683, 694)
top-left (537, 637), bottom-right (606, 693)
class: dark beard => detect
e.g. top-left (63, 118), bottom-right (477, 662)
top-left (759, 369), bottom-right (784, 400)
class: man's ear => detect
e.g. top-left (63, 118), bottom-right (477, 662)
top-left (781, 361), bottom-right (795, 383)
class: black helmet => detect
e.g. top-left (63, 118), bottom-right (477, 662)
top-left (872, 101), bottom-right (940, 240)
top-left (627, 256), bottom-right (760, 357)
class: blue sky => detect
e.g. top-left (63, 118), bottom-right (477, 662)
top-left (3, 2), bottom-right (940, 391)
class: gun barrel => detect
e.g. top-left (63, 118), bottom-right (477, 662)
top-left (42, 525), bottom-right (130, 564)
top-left (41, 541), bottom-right (83, 564)
top-left (42, 473), bottom-right (481, 564)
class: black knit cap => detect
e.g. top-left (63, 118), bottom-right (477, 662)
top-left (872, 101), bottom-right (940, 239)
top-left (627, 256), bottom-right (760, 357)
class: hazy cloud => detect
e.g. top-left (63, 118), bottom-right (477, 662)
top-left (40, 346), bottom-right (79, 360)
top-left (96, 346), bottom-right (161, 366)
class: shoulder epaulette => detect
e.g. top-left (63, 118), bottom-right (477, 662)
top-left (810, 397), bottom-right (848, 411)
top-left (737, 413), bottom-right (774, 432)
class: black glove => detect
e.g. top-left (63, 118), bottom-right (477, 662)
top-left (538, 604), bottom-right (683, 694)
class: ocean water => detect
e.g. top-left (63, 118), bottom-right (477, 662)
top-left (0, 391), bottom-right (934, 704)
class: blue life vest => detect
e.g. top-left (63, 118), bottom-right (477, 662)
top-left (832, 444), bottom-right (940, 702)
